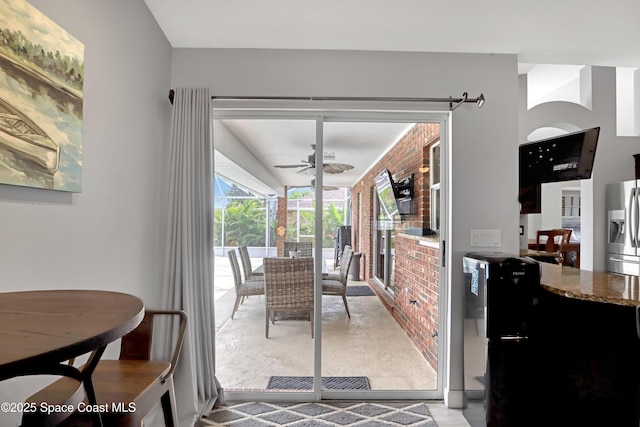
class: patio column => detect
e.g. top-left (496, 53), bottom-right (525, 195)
top-left (276, 191), bottom-right (287, 257)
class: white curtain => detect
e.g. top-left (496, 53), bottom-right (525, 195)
top-left (160, 87), bottom-right (219, 426)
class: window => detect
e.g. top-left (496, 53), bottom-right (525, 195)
top-left (562, 190), bottom-right (580, 217)
top-left (430, 142), bottom-right (441, 230)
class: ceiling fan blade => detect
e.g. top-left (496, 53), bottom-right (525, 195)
top-left (274, 164), bottom-right (308, 168)
top-left (296, 165), bottom-right (314, 174)
top-left (323, 163), bottom-right (354, 174)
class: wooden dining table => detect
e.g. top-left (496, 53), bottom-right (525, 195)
top-left (0, 289), bottom-right (145, 426)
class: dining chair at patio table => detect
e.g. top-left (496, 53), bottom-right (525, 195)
top-left (229, 250), bottom-right (265, 319)
top-left (283, 241), bottom-right (313, 258)
top-left (296, 241), bottom-right (313, 257)
top-left (238, 245), bottom-right (263, 281)
top-left (322, 246), bottom-right (354, 318)
top-left (323, 245), bottom-right (352, 281)
top-left (263, 257), bottom-right (314, 338)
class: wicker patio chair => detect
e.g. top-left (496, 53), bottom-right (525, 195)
top-left (283, 241), bottom-right (297, 257)
top-left (263, 257), bottom-right (314, 338)
top-left (322, 246), bottom-right (354, 318)
top-left (323, 245), bottom-right (352, 281)
top-left (238, 245), bottom-right (263, 281)
top-left (229, 250), bottom-right (265, 319)
top-left (297, 241), bottom-right (313, 257)
top-left (282, 241), bottom-right (313, 257)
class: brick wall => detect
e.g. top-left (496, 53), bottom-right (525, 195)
top-left (351, 122), bottom-right (440, 280)
top-left (393, 236), bottom-right (439, 369)
top-left (351, 122), bottom-right (440, 370)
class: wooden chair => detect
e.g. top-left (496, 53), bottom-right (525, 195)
top-left (229, 250), bottom-right (265, 319)
top-left (534, 229), bottom-right (573, 265)
top-left (238, 245), bottom-right (263, 281)
top-left (24, 309), bottom-right (187, 427)
top-left (321, 246), bottom-right (354, 318)
top-left (263, 257), bottom-right (314, 338)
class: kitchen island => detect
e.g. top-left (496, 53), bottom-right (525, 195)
top-left (533, 263), bottom-right (640, 427)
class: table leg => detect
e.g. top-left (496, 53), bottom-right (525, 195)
top-left (82, 347), bottom-right (106, 427)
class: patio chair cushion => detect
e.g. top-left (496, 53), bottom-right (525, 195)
top-left (322, 279), bottom-right (346, 293)
top-left (239, 280), bottom-right (266, 295)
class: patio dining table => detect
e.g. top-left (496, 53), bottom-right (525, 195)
top-left (253, 256), bottom-right (328, 275)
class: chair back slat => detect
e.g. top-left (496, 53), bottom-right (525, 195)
top-left (120, 311), bottom-right (154, 360)
top-left (238, 246), bottom-right (253, 279)
top-left (228, 250), bottom-right (243, 289)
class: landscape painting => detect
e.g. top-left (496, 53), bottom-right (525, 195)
top-left (0, 0), bottom-right (83, 192)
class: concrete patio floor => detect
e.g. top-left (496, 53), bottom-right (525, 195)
top-left (213, 255), bottom-right (438, 391)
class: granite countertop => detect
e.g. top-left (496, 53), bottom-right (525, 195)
top-left (539, 263), bottom-right (640, 307)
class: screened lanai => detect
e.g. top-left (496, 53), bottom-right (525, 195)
top-left (214, 174), bottom-right (351, 258)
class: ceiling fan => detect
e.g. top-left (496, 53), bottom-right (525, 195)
top-left (274, 145), bottom-right (354, 174)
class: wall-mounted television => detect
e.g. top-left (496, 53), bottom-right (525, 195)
top-left (519, 127), bottom-right (600, 214)
top-left (374, 169), bottom-right (400, 219)
top-left (374, 169), bottom-right (414, 218)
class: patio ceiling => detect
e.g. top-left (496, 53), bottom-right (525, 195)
top-left (214, 119), bottom-right (415, 196)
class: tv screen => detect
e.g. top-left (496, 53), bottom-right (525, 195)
top-left (374, 169), bottom-right (400, 219)
top-left (519, 127), bottom-right (600, 186)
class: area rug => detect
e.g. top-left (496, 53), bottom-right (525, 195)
top-left (267, 376), bottom-right (371, 390)
top-left (346, 285), bottom-right (375, 296)
top-left (199, 401), bottom-right (438, 426)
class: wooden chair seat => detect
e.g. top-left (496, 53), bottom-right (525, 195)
top-left (24, 310), bottom-right (187, 427)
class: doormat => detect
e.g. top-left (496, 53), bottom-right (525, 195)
top-left (266, 376), bottom-right (371, 390)
top-left (346, 285), bottom-right (375, 297)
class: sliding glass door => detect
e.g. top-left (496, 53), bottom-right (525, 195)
top-left (212, 108), bottom-right (448, 401)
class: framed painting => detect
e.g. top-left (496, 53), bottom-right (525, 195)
top-left (0, 0), bottom-right (83, 192)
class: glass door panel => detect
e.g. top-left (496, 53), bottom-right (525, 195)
top-left (213, 118), bottom-right (317, 392)
top-left (321, 120), bottom-right (439, 393)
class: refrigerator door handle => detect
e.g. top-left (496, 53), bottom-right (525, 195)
top-left (629, 187), bottom-right (637, 248)
top-left (635, 187), bottom-right (640, 249)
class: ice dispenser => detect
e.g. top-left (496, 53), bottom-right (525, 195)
top-left (464, 252), bottom-right (542, 427)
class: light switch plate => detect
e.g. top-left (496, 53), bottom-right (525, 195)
top-left (470, 229), bottom-right (501, 247)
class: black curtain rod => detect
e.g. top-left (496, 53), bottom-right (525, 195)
top-left (168, 90), bottom-right (485, 110)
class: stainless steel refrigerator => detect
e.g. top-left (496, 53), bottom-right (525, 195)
top-left (606, 180), bottom-right (640, 275)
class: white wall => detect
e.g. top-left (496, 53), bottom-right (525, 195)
top-left (171, 48), bottom-right (520, 405)
top-left (0, 1), bottom-right (171, 423)
top-left (520, 66), bottom-right (640, 271)
top-left (0, 0), bottom-right (172, 301)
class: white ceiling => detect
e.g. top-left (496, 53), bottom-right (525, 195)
top-left (144, 0), bottom-right (640, 68)
top-left (219, 119), bottom-right (415, 190)
top-left (144, 0), bottom-right (640, 194)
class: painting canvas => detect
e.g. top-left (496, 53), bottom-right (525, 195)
top-left (0, 0), bottom-right (83, 192)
